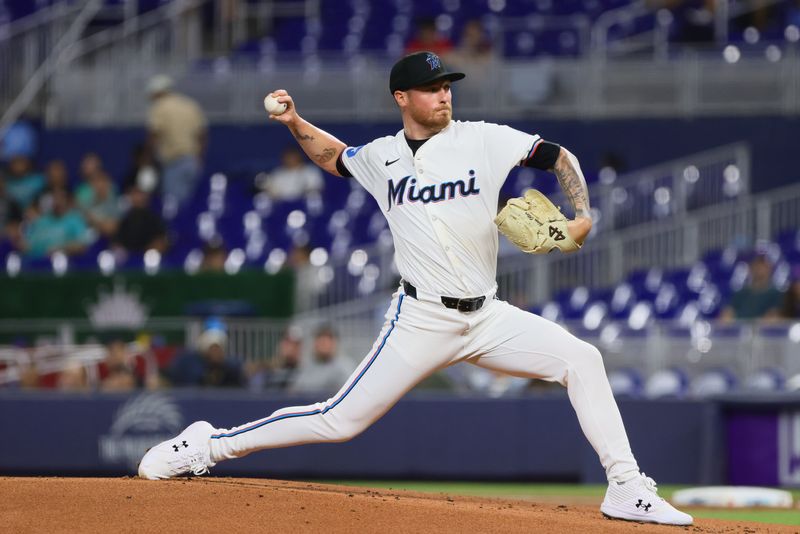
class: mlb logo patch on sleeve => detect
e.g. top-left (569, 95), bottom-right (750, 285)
top-left (346, 145), bottom-right (365, 158)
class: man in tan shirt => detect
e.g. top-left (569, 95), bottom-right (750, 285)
top-left (147, 75), bottom-right (207, 217)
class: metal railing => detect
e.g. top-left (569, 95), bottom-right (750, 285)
top-left (3, 1), bottom-right (800, 125)
top-left (44, 49), bottom-right (800, 126)
top-left (0, 0), bottom-right (104, 134)
top-left (591, 0), bottom-right (790, 60)
top-left (2, 317), bottom-right (798, 393)
top-left (590, 142), bottom-right (749, 234)
top-left (0, 1), bottom-right (82, 123)
top-left (498, 181), bottom-right (800, 304)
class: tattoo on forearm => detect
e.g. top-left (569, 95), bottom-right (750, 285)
top-left (554, 152), bottom-right (591, 218)
top-left (315, 148), bottom-right (337, 164)
top-left (290, 126), bottom-right (314, 142)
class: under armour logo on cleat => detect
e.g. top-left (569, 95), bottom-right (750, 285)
top-left (172, 440), bottom-right (189, 452)
top-left (635, 499), bottom-right (652, 511)
top-left (549, 226), bottom-right (565, 241)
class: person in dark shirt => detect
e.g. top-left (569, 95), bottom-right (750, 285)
top-left (720, 254), bottom-right (782, 322)
top-left (4, 154), bottom-right (45, 208)
top-left (167, 324), bottom-right (244, 388)
top-left (114, 184), bottom-right (168, 253)
top-left (248, 326), bottom-right (303, 391)
top-left (405, 17), bottom-right (453, 56)
top-left (782, 268), bottom-right (800, 320)
top-left (0, 174), bottom-right (23, 241)
top-left (34, 159), bottom-right (70, 212)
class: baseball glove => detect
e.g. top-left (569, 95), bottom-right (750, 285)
top-left (494, 189), bottom-right (581, 254)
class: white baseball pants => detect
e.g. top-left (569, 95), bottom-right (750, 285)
top-left (209, 288), bottom-right (639, 482)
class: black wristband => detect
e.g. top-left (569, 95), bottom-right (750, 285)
top-left (336, 152), bottom-right (353, 178)
top-left (522, 140), bottom-right (560, 170)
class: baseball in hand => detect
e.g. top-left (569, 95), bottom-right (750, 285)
top-left (263, 94), bottom-right (287, 115)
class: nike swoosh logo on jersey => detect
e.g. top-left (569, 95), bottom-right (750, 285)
top-left (385, 158), bottom-right (400, 166)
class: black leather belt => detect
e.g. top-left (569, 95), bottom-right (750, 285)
top-left (402, 280), bottom-right (486, 312)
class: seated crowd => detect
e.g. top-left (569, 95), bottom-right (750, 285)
top-left (0, 150), bottom-right (168, 261)
top-left (10, 321), bottom-right (354, 396)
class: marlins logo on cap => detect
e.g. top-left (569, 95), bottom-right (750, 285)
top-left (389, 51), bottom-right (465, 93)
top-left (425, 53), bottom-right (442, 70)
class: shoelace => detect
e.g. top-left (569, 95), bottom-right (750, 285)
top-left (168, 451), bottom-right (210, 476)
top-left (640, 473), bottom-right (658, 493)
top-left (190, 463), bottom-right (210, 476)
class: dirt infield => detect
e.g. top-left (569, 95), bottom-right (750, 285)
top-left (1, 477), bottom-right (795, 533)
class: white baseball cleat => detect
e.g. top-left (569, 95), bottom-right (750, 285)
top-left (138, 421), bottom-right (217, 480)
top-left (600, 473), bottom-right (693, 526)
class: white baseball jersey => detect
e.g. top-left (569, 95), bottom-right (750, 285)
top-left (341, 120), bottom-right (542, 298)
top-left (203, 119), bottom-right (640, 487)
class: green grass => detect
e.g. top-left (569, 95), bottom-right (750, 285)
top-left (687, 509), bottom-right (800, 525)
top-left (324, 481), bottom-right (800, 526)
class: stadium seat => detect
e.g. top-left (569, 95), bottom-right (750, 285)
top-left (644, 367), bottom-right (689, 399)
top-left (689, 367), bottom-right (737, 398)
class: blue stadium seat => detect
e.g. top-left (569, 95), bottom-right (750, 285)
top-left (690, 367), bottom-right (737, 397)
top-left (644, 367), bottom-right (689, 399)
top-left (744, 367), bottom-right (785, 392)
top-left (608, 367), bottom-right (644, 397)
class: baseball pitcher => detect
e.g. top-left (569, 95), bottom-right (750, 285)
top-left (139, 52), bottom-right (692, 526)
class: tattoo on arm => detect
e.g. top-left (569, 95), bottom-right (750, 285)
top-left (287, 120), bottom-right (343, 171)
top-left (553, 150), bottom-right (591, 218)
top-left (290, 126), bottom-right (314, 142)
top-left (315, 148), bottom-right (337, 164)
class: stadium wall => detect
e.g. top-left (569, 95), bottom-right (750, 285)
top-left (5, 391), bottom-right (795, 485)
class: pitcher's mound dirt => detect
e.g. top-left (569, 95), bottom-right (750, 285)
top-left (1, 477), bottom-right (793, 533)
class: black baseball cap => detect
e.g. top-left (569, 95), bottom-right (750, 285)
top-left (389, 51), bottom-right (465, 94)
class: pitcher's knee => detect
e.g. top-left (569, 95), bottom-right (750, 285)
top-left (322, 417), bottom-right (368, 443)
top-left (573, 342), bottom-right (605, 371)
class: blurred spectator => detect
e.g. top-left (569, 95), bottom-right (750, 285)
top-left (662, 0), bottom-right (716, 44)
top-left (288, 244), bottom-right (311, 269)
top-left (146, 74), bottom-right (207, 217)
top-left (44, 159), bottom-right (70, 191)
top-left (442, 19), bottom-right (495, 108)
top-left (290, 325), bottom-right (352, 394)
top-left (720, 254), bottom-right (783, 322)
top-left (781, 269), bottom-right (800, 319)
top-left (58, 360), bottom-right (89, 392)
top-left (445, 19), bottom-right (494, 68)
top-left (0, 174), bottom-right (23, 240)
top-left (35, 159), bottom-right (70, 215)
top-left (113, 185), bottom-right (168, 253)
top-left (99, 337), bottom-right (141, 392)
top-left (75, 153), bottom-right (105, 194)
top-left (167, 320), bottom-right (244, 387)
top-left (75, 154), bottom-right (120, 239)
top-left (731, 0), bottom-right (782, 34)
top-left (405, 17), bottom-right (453, 56)
top-left (286, 244), bottom-right (323, 311)
top-left (0, 117), bottom-right (37, 162)
top-left (200, 237), bottom-right (227, 273)
top-left (18, 188), bottom-right (91, 258)
top-left (257, 147), bottom-right (324, 201)
top-left (18, 363), bottom-right (40, 389)
top-left (4, 154), bottom-right (45, 208)
top-left (248, 326), bottom-right (303, 391)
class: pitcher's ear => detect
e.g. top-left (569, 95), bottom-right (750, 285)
top-left (393, 90), bottom-right (407, 107)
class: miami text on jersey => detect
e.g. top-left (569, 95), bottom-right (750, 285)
top-left (386, 170), bottom-right (480, 211)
